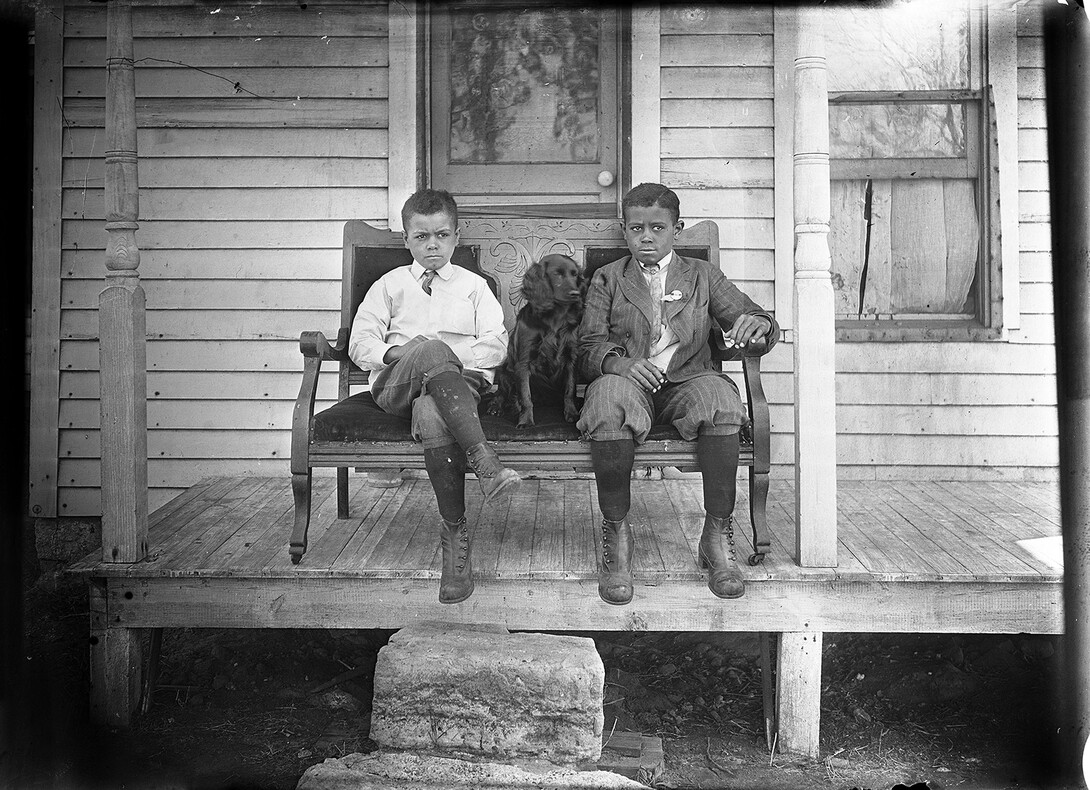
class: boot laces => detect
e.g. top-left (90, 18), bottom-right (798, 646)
top-left (457, 530), bottom-right (468, 568)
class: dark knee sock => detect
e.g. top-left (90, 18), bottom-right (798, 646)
top-left (423, 443), bottom-right (467, 523)
top-left (591, 439), bottom-right (635, 522)
top-left (425, 370), bottom-right (487, 450)
top-left (697, 433), bottom-right (740, 519)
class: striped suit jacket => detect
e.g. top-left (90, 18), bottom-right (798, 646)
top-left (577, 253), bottom-right (779, 384)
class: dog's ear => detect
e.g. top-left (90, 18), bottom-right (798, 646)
top-left (521, 261), bottom-right (554, 312)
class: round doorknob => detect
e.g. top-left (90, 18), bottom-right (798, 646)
top-left (597, 170), bottom-right (615, 187)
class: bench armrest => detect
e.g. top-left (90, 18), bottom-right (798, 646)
top-left (707, 329), bottom-right (774, 474)
top-left (300, 328), bottom-right (351, 362)
top-left (291, 330), bottom-right (349, 474)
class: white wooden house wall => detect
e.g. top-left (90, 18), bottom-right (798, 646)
top-left (33, 1), bottom-right (1057, 518)
top-left (51, 1), bottom-right (383, 514)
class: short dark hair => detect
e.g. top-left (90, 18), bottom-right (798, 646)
top-left (622, 182), bottom-right (681, 224)
top-left (401, 189), bottom-right (459, 230)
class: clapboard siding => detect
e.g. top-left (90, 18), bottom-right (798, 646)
top-left (61, 339), bottom-right (329, 372)
top-left (63, 157), bottom-right (388, 188)
top-left (63, 220), bottom-right (352, 249)
top-left (61, 310), bottom-right (340, 341)
top-left (658, 2), bottom-right (777, 383)
top-left (59, 371), bottom-right (340, 401)
top-left (63, 127), bottom-right (389, 158)
top-left (1012, 2), bottom-right (1052, 364)
top-left (66, 66), bottom-right (386, 98)
top-left (63, 3), bottom-right (387, 38)
top-left (62, 281), bottom-right (341, 312)
top-left (62, 248), bottom-right (342, 279)
top-left (57, 0), bottom-right (388, 510)
top-left (63, 188), bottom-right (387, 220)
top-left (65, 35), bottom-right (390, 68)
top-left (759, 372), bottom-right (1057, 407)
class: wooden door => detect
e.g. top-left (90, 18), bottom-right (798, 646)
top-left (430, 4), bottom-right (619, 212)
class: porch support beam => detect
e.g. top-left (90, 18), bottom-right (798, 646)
top-left (89, 580), bottom-right (141, 727)
top-left (1043, 2), bottom-right (1090, 779)
top-left (775, 632), bottom-right (822, 759)
top-left (791, 7), bottom-right (837, 568)
top-left (100, 0), bottom-right (147, 564)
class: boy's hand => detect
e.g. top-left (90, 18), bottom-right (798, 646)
top-left (605, 355), bottom-right (666, 393)
top-left (724, 315), bottom-right (772, 350)
top-left (383, 335), bottom-right (429, 364)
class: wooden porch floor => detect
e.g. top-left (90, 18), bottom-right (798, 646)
top-left (73, 476), bottom-right (1064, 635)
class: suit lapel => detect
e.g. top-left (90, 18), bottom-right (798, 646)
top-left (617, 256), bottom-right (657, 330)
top-left (662, 254), bottom-right (696, 324)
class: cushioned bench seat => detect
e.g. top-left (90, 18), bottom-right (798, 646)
top-left (311, 391), bottom-right (754, 447)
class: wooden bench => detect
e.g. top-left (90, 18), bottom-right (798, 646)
top-left (290, 218), bottom-right (776, 567)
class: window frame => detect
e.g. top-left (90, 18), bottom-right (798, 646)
top-left (826, 4), bottom-right (1001, 341)
top-left (771, 4), bottom-right (1019, 344)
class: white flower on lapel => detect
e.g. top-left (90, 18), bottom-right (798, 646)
top-left (662, 290), bottom-right (683, 302)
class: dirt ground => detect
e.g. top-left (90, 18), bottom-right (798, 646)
top-left (8, 567), bottom-right (1085, 790)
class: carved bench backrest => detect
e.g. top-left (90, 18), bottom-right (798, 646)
top-left (458, 217), bottom-right (719, 329)
top-left (339, 218), bottom-right (722, 392)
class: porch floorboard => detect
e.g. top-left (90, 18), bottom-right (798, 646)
top-left (73, 476), bottom-right (1064, 634)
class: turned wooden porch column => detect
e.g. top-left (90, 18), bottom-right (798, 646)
top-left (92, 0), bottom-right (145, 727)
top-left (100, 0), bottom-right (147, 564)
top-left (776, 5), bottom-right (837, 762)
top-left (791, 7), bottom-right (837, 568)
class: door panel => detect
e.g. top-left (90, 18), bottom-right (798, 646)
top-left (431, 4), bottom-right (619, 209)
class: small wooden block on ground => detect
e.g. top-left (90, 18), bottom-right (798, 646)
top-left (597, 732), bottom-right (664, 781)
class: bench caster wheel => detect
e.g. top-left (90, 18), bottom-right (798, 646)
top-left (748, 553), bottom-right (765, 566)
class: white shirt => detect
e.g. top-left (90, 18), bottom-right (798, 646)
top-left (348, 261), bottom-right (508, 384)
top-left (639, 251), bottom-right (680, 372)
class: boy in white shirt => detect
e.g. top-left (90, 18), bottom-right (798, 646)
top-left (349, 189), bottom-right (520, 603)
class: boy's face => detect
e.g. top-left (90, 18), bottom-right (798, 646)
top-left (622, 205), bottom-right (683, 267)
top-left (403, 211), bottom-right (459, 271)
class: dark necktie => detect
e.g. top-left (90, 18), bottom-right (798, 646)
top-left (642, 263), bottom-right (663, 345)
top-left (421, 269), bottom-right (436, 295)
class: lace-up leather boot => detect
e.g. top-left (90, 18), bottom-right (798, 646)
top-left (598, 517), bottom-right (634, 605)
top-left (438, 517), bottom-right (474, 604)
top-left (698, 514), bottom-right (745, 599)
top-left (465, 442), bottom-right (520, 504)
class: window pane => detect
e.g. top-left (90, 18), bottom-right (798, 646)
top-left (825, 1), bottom-right (971, 92)
top-left (831, 103), bottom-right (966, 159)
top-left (830, 178), bottom-right (979, 317)
top-left (448, 6), bottom-right (601, 164)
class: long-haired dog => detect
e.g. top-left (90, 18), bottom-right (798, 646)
top-left (490, 253), bottom-right (586, 428)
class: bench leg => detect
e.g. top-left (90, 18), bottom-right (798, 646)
top-left (89, 579), bottom-right (142, 728)
top-left (775, 631), bottom-right (823, 759)
top-left (289, 470), bottom-right (312, 564)
top-left (748, 467), bottom-right (771, 565)
top-left (337, 467), bottom-right (349, 518)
